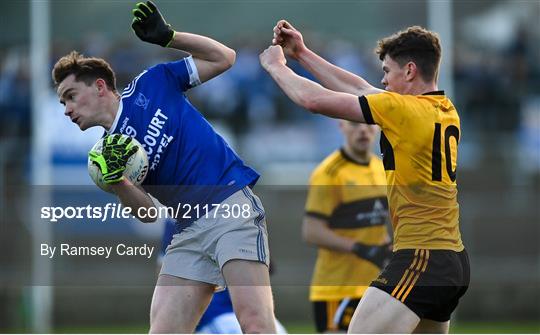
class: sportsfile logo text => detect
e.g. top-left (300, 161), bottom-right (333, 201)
top-left (40, 202), bottom-right (253, 222)
top-left (41, 203), bottom-right (135, 222)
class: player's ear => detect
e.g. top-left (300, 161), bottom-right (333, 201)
top-left (95, 78), bottom-right (107, 96)
top-left (405, 62), bottom-right (417, 81)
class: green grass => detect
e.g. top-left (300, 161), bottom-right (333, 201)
top-left (450, 321), bottom-right (540, 334)
top-left (282, 321), bottom-right (540, 334)
top-left (5, 321), bottom-right (540, 333)
top-left (283, 321), bottom-right (540, 333)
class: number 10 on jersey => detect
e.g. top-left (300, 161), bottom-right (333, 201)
top-left (432, 123), bottom-right (459, 182)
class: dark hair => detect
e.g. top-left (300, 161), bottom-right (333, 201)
top-left (52, 51), bottom-right (117, 91)
top-left (376, 26), bottom-right (442, 82)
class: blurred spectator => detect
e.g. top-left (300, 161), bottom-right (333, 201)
top-left (0, 16), bottom-right (537, 168)
top-left (0, 48), bottom-right (31, 138)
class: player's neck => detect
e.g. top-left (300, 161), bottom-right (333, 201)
top-left (342, 146), bottom-right (371, 165)
top-left (406, 81), bottom-right (438, 96)
top-left (101, 92), bottom-right (121, 131)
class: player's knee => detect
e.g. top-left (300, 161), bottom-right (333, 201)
top-left (149, 315), bottom-right (187, 334)
top-left (149, 304), bottom-right (166, 333)
top-left (149, 301), bottom-right (180, 333)
top-left (236, 306), bottom-right (275, 333)
top-left (149, 317), bottom-right (167, 334)
top-left (238, 317), bottom-right (275, 334)
top-left (148, 322), bottom-right (164, 334)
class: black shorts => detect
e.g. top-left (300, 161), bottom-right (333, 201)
top-left (371, 248), bottom-right (470, 322)
top-left (313, 298), bottom-right (361, 332)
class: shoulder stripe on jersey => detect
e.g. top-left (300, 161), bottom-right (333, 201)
top-left (122, 70), bottom-right (146, 98)
top-left (322, 155), bottom-right (340, 175)
top-left (328, 157), bottom-right (347, 177)
top-left (359, 96), bottom-right (375, 125)
top-left (122, 70), bottom-right (148, 98)
top-left (185, 56), bottom-right (202, 88)
top-left (324, 155), bottom-right (345, 176)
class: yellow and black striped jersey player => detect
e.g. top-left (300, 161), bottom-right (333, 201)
top-left (304, 120), bottom-right (392, 332)
top-left (263, 20), bottom-right (470, 334)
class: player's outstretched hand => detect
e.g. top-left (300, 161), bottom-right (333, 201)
top-left (352, 242), bottom-right (393, 269)
top-left (131, 1), bottom-right (175, 47)
top-left (89, 134), bottom-right (139, 184)
top-left (259, 45), bottom-right (287, 72)
top-left (272, 20), bottom-right (306, 60)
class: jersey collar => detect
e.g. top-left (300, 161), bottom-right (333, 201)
top-left (340, 148), bottom-right (371, 166)
top-left (422, 90), bottom-right (445, 95)
top-left (107, 99), bottom-right (124, 134)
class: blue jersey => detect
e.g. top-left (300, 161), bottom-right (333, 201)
top-left (196, 289), bottom-right (234, 330)
top-left (108, 56), bottom-right (259, 230)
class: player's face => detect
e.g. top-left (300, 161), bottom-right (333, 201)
top-left (380, 55), bottom-right (408, 94)
top-left (341, 121), bottom-right (377, 156)
top-left (57, 74), bottom-right (101, 131)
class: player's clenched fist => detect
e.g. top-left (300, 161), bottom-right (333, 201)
top-left (259, 45), bottom-right (286, 72)
top-left (131, 1), bottom-right (175, 47)
top-left (272, 20), bottom-right (306, 60)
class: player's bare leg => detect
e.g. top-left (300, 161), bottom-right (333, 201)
top-left (223, 259), bottom-right (277, 333)
top-left (413, 319), bottom-right (450, 333)
top-left (347, 287), bottom-right (420, 334)
top-left (149, 274), bottom-right (214, 333)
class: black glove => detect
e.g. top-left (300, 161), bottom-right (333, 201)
top-left (352, 242), bottom-right (393, 269)
top-left (89, 134), bottom-right (139, 184)
top-left (131, 1), bottom-right (175, 47)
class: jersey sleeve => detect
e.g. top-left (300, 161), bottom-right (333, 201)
top-left (159, 55), bottom-right (202, 92)
top-left (304, 168), bottom-right (341, 219)
top-left (359, 92), bottom-right (410, 132)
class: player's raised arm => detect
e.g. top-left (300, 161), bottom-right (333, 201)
top-left (260, 45), bottom-right (367, 123)
top-left (131, 1), bottom-right (235, 83)
top-left (273, 20), bottom-right (382, 97)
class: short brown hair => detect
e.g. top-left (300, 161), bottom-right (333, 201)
top-left (376, 26), bottom-right (442, 82)
top-left (52, 51), bottom-right (117, 91)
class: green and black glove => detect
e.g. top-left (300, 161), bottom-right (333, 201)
top-left (352, 242), bottom-right (393, 269)
top-left (131, 1), bottom-right (175, 47)
top-left (89, 134), bottom-right (139, 184)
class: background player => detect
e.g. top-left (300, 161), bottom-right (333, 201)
top-left (52, 2), bottom-right (276, 333)
top-left (303, 120), bottom-right (391, 332)
top-left (260, 20), bottom-right (470, 333)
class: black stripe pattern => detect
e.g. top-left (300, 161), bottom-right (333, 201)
top-left (380, 132), bottom-right (395, 171)
top-left (359, 96), bottom-right (375, 124)
top-left (328, 197), bottom-right (389, 229)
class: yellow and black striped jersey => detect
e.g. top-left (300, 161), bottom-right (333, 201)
top-left (305, 149), bottom-right (390, 301)
top-left (359, 91), bottom-right (464, 252)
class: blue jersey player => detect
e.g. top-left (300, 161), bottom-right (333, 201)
top-left (52, 1), bottom-right (275, 333)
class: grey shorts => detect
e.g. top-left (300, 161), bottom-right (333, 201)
top-left (160, 187), bottom-right (270, 287)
